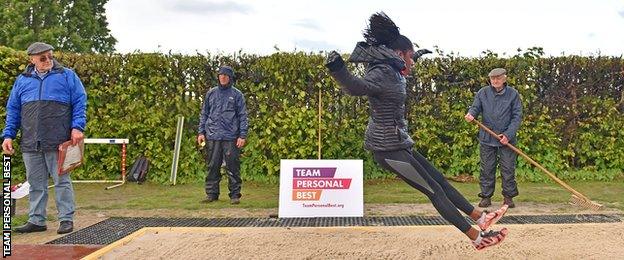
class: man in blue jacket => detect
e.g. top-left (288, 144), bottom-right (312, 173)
top-left (465, 68), bottom-right (522, 208)
top-left (197, 66), bottom-right (248, 204)
top-left (2, 42), bottom-right (87, 234)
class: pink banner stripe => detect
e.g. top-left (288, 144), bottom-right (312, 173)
top-left (292, 178), bottom-right (352, 189)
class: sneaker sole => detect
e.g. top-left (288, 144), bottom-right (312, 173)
top-left (475, 228), bottom-right (508, 250)
top-left (478, 205), bottom-right (509, 231)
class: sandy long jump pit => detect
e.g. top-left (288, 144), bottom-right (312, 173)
top-left (86, 222), bottom-right (624, 259)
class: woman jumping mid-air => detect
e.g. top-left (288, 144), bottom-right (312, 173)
top-left (325, 12), bottom-right (509, 250)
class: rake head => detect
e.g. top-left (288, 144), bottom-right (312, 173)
top-left (570, 195), bottom-right (603, 211)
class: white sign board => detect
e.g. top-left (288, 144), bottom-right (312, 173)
top-left (279, 159), bottom-right (363, 218)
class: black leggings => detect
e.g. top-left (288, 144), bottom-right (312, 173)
top-left (373, 149), bottom-right (475, 232)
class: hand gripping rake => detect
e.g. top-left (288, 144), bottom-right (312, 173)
top-left (471, 119), bottom-right (603, 210)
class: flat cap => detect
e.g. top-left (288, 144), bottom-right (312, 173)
top-left (488, 68), bottom-right (506, 77)
top-left (26, 42), bottom-right (54, 55)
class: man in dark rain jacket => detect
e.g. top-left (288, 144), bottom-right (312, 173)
top-left (197, 66), bottom-right (248, 204)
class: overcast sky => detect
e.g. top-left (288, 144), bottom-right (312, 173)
top-left (105, 0), bottom-right (624, 56)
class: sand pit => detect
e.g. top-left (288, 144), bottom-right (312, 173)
top-left (92, 222), bottom-right (624, 259)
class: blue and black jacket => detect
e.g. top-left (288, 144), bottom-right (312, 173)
top-left (198, 81), bottom-right (248, 141)
top-left (2, 60), bottom-right (87, 152)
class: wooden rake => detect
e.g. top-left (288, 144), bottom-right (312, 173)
top-left (471, 119), bottom-right (603, 211)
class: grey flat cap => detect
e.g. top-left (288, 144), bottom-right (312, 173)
top-left (26, 42), bottom-right (54, 55)
top-left (488, 68), bottom-right (506, 77)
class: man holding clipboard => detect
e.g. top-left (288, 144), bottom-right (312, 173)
top-left (2, 42), bottom-right (87, 234)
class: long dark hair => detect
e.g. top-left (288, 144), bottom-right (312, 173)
top-left (363, 12), bottom-right (413, 52)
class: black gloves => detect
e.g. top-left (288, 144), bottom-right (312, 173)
top-left (325, 51), bottom-right (345, 72)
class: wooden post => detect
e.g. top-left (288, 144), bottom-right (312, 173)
top-left (318, 88), bottom-right (322, 159)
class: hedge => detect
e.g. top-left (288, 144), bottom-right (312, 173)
top-left (1, 46), bottom-right (622, 183)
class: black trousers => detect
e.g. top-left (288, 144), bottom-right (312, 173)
top-left (478, 144), bottom-right (519, 198)
top-left (373, 149), bottom-right (474, 232)
top-left (204, 140), bottom-right (242, 199)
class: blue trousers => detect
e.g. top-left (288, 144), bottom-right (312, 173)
top-left (23, 151), bottom-right (75, 225)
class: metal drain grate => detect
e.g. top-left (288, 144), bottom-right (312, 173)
top-left (47, 214), bottom-right (622, 245)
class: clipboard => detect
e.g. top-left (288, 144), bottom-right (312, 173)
top-left (57, 139), bottom-right (84, 175)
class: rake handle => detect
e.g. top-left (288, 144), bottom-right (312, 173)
top-left (471, 119), bottom-right (591, 201)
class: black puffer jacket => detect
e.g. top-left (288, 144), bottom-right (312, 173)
top-left (329, 42), bottom-right (414, 151)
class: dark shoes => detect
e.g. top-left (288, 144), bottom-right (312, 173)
top-left (57, 221), bottom-right (74, 234)
top-left (200, 197), bottom-right (240, 204)
top-left (478, 197), bottom-right (492, 208)
top-left (201, 196), bottom-right (240, 204)
top-left (504, 197), bottom-right (516, 208)
top-left (15, 221), bottom-right (73, 234)
top-left (15, 222), bottom-right (47, 233)
top-left (479, 197), bottom-right (516, 208)
top-left (201, 197), bottom-right (218, 203)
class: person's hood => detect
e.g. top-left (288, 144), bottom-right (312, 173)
top-left (218, 66), bottom-right (235, 78)
top-left (347, 42), bottom-right (405, 71)
top-left (218, 66), bottom-right (235, 88)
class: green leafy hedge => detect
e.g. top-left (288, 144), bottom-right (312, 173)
top-left (1, 46), bottom-right (622, 183)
